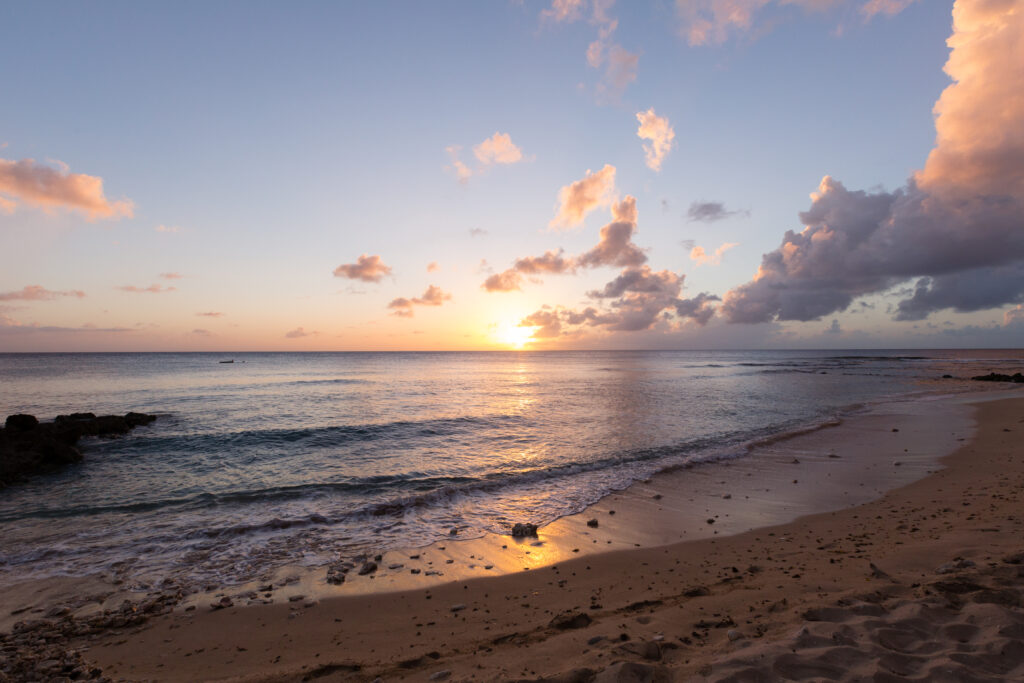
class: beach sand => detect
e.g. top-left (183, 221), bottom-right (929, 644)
top-left (5, 391), bottom-right (1024, 681)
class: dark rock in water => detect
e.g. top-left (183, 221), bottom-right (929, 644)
top-left (942, 374), bottom-right (954, 379)
top-left (972, 372), bottom-right (1024, 383)
top-left (511, 523), bottom-right (539, 537)
top-left (0, 412), bottom-right (158, 488)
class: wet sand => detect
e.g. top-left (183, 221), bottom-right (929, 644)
top-left (6, 390), bottom-right (1024, 681)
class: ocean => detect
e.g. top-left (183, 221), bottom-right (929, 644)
top-left (1, 349), bottom-right (1021, 595)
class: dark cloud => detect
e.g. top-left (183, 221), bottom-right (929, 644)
top-left (686, 201), bottom-right (749, 223)
top-left (724, 3), bottom-right (1024, 325)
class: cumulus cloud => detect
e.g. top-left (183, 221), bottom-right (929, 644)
top-left (687, 200), bottom-right (749, 222)
top-left (723, 1), bottom-right (1024, 324)
top-left (825, 318), bottom-right (842, 334)
top-left (550, 164), bottom-right (617, 229)
top-left (577, 196), bottom-right (647, 268)
top-left (427, 262), bottom-right (440, 273)
top-left (447, 133), bottom-right (526, 184)
top-left (487, 196), bottom-right (646, 293)
top-left (388, 285), bottom-right (452, 317)
top-left (285, 327), bottom-right (317, 338)
top-left (0, 285), bottom-right (85, 302)
top-left (521, 265), bottom-right (720, 337)
top-left (636, 109), bottom-right (675, 171)
top-left (333, 254), bottom-right (392, 282)
top-left (117, 284), bottom-right (176, 294)
top-left (0, 158), bottom-right (133, 220)
top-left (690, 241), bottom-right (738, 266)
top-left (1004, 305), bottom-right (1024, 326)
top-left (473, 132), bottom-right (524, 165)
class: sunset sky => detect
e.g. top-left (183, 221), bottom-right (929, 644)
top-left (1, 0), bottom-right (1022, 351)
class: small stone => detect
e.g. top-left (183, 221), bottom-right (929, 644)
top-left (359, 562), bottom-right (378, 575)
top-left (727, 629), bottom-right (743, 641)
top-left (288, 595), bottom-right (306, 602)
top-left (388, 563), bottom-right (404, 570)
top-left (450, 604), bottom-right (466, 612)
top-left (587, 519), bottom-right (599, 528)
top-left (429, 671), bottom-right (451, 681)
top-left (706, 518), bottom-right (715, 525)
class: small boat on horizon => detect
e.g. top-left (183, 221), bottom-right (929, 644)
top-left (219, 359), bottom-right (234, 364)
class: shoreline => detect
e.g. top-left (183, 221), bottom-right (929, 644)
top-left (8, 388), bottom-right (1021, 680)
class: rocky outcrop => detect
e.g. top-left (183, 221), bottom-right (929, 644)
top-left (0, 412), bottom-right (157, 488)
top-left (972, 372), bottom-right (1024, 383)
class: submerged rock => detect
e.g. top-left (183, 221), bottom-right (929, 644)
top-left (972, 372), bottom-right (1024, 383)
top-left (0, 411), bottom-right (158, 487)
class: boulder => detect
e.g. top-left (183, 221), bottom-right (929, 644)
top-left (511, 523), bottom-right (539, 537)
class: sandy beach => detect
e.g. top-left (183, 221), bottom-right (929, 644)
top-left (5, 390), bottom-right (1024, 681)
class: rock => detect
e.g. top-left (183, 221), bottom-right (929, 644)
top-left (942, 374), bottom-right (953, 378)
top-left (937, 559), bottom-right (976, 574)
top-left (706, 518), bottom-right (715, 525)
top-left (592, 661), bottom-right (671, 683)
top-left (450, 604), bottom-right (466, 612)
top-left (288, 594), bottom-right (306, 602)
top-left (511, 522), bottom-right (539, 537)
top-left (429, 671), bottom-right (451, 681)
top-left (5, 414), bottom-right (39, 431)
top-left (587, 519), bottom-right (599, 528)
top-left (388, 563), bottom-right (404, 570)
top-left (549, 611), bottom-right (592, 630)
top-left (1, 411), bottom-right (158, 487)
top-left (727, 629), bottom-right (743, 641)
top-left (972, 372), bottom-right (1024, 383)
top-left (359, 562), bottom-right (378, 575)
top-left (210, 597), bottom-right (233, 610)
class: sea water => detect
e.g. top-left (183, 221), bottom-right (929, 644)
top-left (1, 350), bottom-right (1020, 593)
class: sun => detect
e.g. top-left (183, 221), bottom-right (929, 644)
top-left (494, 322), bottom-right (537, 349)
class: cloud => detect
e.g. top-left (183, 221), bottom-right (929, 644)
top-left (0, 285), bottom-right (85, 302)
top-left (196, 311), bottom-right (224, 318)
top-left (1004, 305), bottom-right (1024, 326)
top-left (596, 45), bottom-right (639, 101)
top-left (636, 109), bottom-right (676, 171)
top-left (427, 262), bottom-right (440, 273)
top-left (860, 0), bottom-right (918, 20)
top-left (333, 254), bottom-right (392, 282)
top-left (0, 158), bottom-right (133, 220)
top-left (470, 227), bottom-right (489, 237)
top-left (687, 200), bottom-right (750, 222)
top-left (159, 272), bottom-right (182, 280)
top-left (117, 284), bottom-right (176, 294)
top-left (825, 318), bottom-right (842, 334)
top-left (723, 1), bottom-right (1024, 324)
top-left (473, 132), bottom-right (524, 165)
top-left (191, 328), bottom-right (213, 337)
top-left (577, 196), bottom-right (648, 268)
top-left (521, 265), bottom-right (720, 337)
top-left (550, 164), bottom-right (617, 229)
top-left (542, 0), bottom-right (586, 23)
top-left (486, 195), bottom-right (646, 292)
top-left (447, 133), bottom-right (526, 184)
top-left (285, 327), bottom-right (317, 338)
top-left (690, 241), bottom-right (739, 266)
top-left (676, 0), bottom-right (909, 47)
top-left (0, 313), bottom-right (134, 335)
top-left (388, 285), bottom-right (453, 317)
top-left (154, 224), bottom-right (180, 233)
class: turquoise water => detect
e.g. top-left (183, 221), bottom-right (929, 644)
top-left (0, 350), bottom-right (1020, 592)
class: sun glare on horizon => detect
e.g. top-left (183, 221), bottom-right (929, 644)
top-left (494, 322), bottom-right (537, 349)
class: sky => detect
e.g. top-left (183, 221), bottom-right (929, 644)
top-left (1, 0), bottom-right (1022, 351)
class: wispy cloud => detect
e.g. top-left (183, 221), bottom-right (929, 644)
top-left (0, 157), bottom-right (133, 220)
top-left (333, 254), bottom-right (392, 282)
top-left (636, 109), bottom-right (675, 172)
top-left (469, 227), bottom-right (489, 238)
top-left (427, 262), bottom-right (441, 273)
top-left (690, 241), bottom-right (738, 266)
top-left (154, 224), bottom-right (180, 233)
top-left (686, 200), bottom-right (749, 223)
top-left (159, 272), bottom-right (183, 280)
top-left (0, 285), bottom-right (85, 302)
top-left (550, 164), bottom-right (617, 229)
top-left (285, 326), bottom-right (318, 338)
top-left (117, 284), bottom-right (177, 294)
top-left (860, 0), bottom-right (918, 20)
top-left (196, 311), bottom-right (224, 318)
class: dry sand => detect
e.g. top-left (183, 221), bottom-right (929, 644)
top-left (5, 391), bottom-right (1024, 681)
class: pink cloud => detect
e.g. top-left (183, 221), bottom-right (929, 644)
top-left (690, 241), bottom-right (739, 266)
top-left (285, 327), bottom-right (318, 338)
top-left (0, 285), bottom-right (85, 301)
top-left (636, 109), bottom-right (676, 172)
top-left (159, 272), bottom-right (183, 280)
top-left (550, 164), bottom-right (617, 229)
top-left (0, 157), bottom-right (133, 220)
top-left (333, 254), bottom-right (393, 282)
top-left (427, 262), bottom-right (441, 273)
top-left (473, 133), bottom-right (524, 165)
top-left (196, 311), bottom-right (225, 318)
top-left (117, 284), bottom-right (176, 294)
top-left (387, 285), bottom-right (453, 317)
